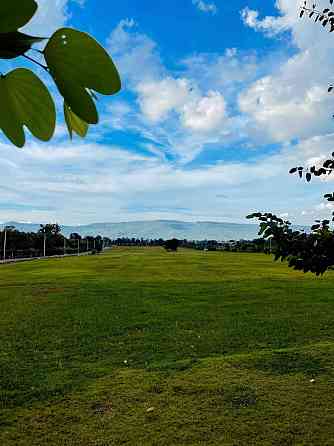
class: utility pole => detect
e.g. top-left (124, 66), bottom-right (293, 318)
top-left (3, 228), bottom-right (7, 262)
top-left (43, 232), bottom-right (46, 257)
top-left (77, 239), bottom-right (80, 256)
top-left (3, 226), bottom-right (15, 261)
top-left (64, 237), bottom-right (66, 256)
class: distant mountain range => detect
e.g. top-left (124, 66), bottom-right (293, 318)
top-left (3, 220), bottom-right (263, 241)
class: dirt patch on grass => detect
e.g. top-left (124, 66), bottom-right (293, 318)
top-left (91, 402), bottom-right (113, 416)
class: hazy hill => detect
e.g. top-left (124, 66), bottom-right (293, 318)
top-left (3, 220), bottom-right (261, 241)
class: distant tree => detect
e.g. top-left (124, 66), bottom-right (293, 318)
top-left (95, 235), bottom-right (103, 253)
top-left (69, 233), bottom-right (82, 240)
top-left (164, 239), bottom-right (180, 252)
top-left (38, 224), bottom-right (63, 256)
top-left (103, 237), bottom-right (112, 248)
top-left (39, 224), bottom-right (61, 236)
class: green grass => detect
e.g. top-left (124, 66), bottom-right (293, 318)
top-left (1, 247), bottom-right (334, 445)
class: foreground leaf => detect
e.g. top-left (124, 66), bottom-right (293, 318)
top-left (64, 102), bottom-right (89, 138)
top-left (0, 0), bottom-right (38, 33)
top-left (0, 69), bottom-right (56, 147)
top-left (44, 27), bottom-right (121, 123)
top-left (0, 32), bottom-right (45, 59)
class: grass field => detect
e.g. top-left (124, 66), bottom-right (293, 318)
top-left (1, 247), bottom-right (334, 445)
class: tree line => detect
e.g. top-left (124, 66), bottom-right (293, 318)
top-left (0, 224), bottom-right (277, 261)
top-left (111, 237), bottom-right (270, 253)
top-left (0, 224), bottom-right (112, 261)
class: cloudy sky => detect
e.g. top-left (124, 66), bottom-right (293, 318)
top-left (0, 0), bottom-right (334, 225)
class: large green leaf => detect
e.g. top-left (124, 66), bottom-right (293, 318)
top-left (0, 0), bottom-right (38, 33)
top-left (64, 102), bottom-right (89, 139)
top-left (44, 27), bottom-right (121, 124)
top-left (0, 69), bottom-right (56, 147)
top-left (0, 32), bottom-right (45, 59)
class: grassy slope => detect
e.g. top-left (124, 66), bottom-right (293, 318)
top-left (1, 248), bottom-right (334, 445)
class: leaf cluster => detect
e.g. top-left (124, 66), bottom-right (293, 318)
top-left (247, 213), bottom-right (334, 275)
top-left (300, 0), bottom-right (334, 31)
top-left (289, 152), bottom-right (334, 183)
top-left (0, 0), bottom-right (121, 147)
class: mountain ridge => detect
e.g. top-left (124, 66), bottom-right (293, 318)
top-left (2, 220), bottom-right (262, 241)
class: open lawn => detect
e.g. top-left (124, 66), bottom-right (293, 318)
top-left (1, 247), bottom-right (334, 445)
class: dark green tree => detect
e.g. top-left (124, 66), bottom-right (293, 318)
top-left (38, 223), bottom-right (63, 256)
top-left (39, 223), bottom-right (61, 236)
top-left (69, 233), bottom-right (82, 240)
top-left (164, 239), bottom-right (180, 252)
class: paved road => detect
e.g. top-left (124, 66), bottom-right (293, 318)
top-left (0, 252), bottom-right (93, 265)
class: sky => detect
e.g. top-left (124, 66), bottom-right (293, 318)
top-left (0, 0), bottom-right (334, 225)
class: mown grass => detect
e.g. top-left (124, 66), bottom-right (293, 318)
top-left (1, 247), bottom-right (334, 445)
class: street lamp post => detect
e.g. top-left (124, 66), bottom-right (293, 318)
top-left (43, 232), bottom-right (46, 257)
top-left (3, 228), bottom-right (7, 262)
top-left (3, 226), bottom-right (15, 262)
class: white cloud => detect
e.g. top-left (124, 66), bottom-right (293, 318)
top-left (181, 91), bottom-right (227, 132)
top-left (192, 0), bottom-right (218, 15)
top-left (105, 20), bottom-right (242, 162)
top-left (241, 7), bottom-right (289, 37)
top-left (239, 0), bottom-right (334, 144)
top-left (136, 78), bottom-right (227, 132)
top-left (137, 78), bottom-right (192, 122)
top-left (239, 74), bottom-right (333, 142)
top-left (241, 0), bottom-right (332, 49)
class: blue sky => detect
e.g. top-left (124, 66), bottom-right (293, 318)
top-left (0, 0), bottom-right (334, 225)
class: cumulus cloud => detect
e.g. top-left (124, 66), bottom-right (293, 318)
top-left (241, 7), bottom-right (289, 37)
top-left (239, 73), bottom-right (333, 142)
top-left (106, 19), bottom-right (237, 162)
top-left (108, 8), bottom-right (332, 163)
top-left (241, 0), bottom-right (332, 49)
top-left (137, 78), bottom-right (192, 122)
top-left (239, 0), bottom-right (334, 144)
top-left (181, 91), bottom-right (227, 132)
top-left (192, 0), bottom-right (218, 15)
top-left (136, 78), bottom-right (227, 133)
